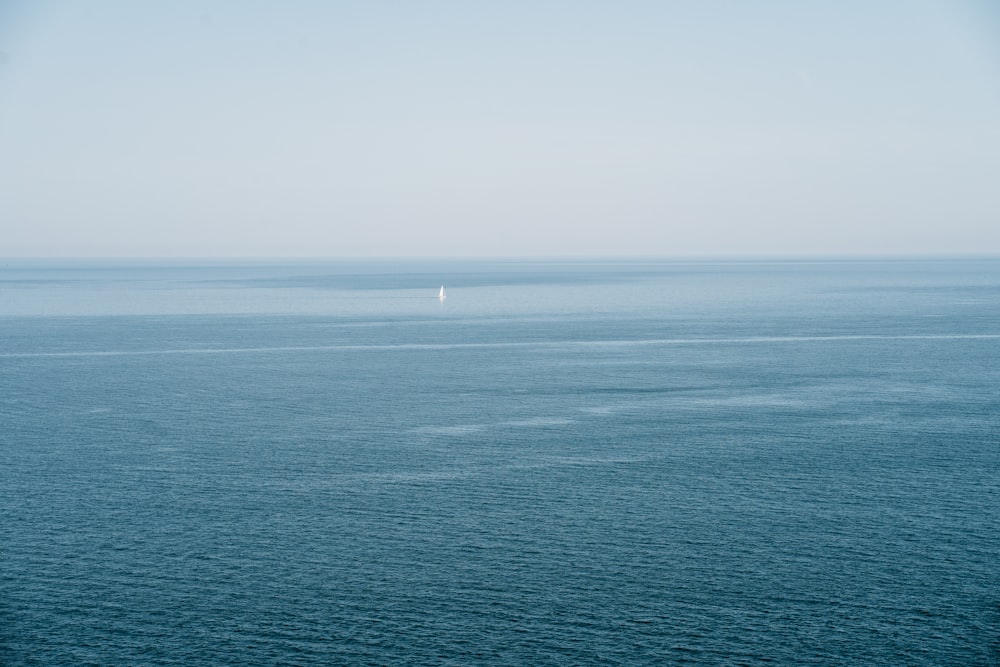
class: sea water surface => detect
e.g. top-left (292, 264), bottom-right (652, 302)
top-left (1, 258), bottom-right (998, 665)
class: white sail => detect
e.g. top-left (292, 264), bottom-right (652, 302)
top-left (438, 285), bottom-right (446, 302)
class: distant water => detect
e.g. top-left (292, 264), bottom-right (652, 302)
top-left (2, 258), bottom-right (998, 666)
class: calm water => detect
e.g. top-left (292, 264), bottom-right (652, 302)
top-left (2, 259), bottom-right (999, 665)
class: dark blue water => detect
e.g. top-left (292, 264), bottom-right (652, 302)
top-left (2, 259), bottom-right (999, 665)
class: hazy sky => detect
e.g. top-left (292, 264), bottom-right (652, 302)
top-left (1, 1), bottom-right (998, 257)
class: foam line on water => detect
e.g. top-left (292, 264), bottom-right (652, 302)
top-left (1, 333), bottom-right (999, 358)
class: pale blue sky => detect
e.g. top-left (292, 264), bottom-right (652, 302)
top-left (1, 1), bottom-right (998, 257)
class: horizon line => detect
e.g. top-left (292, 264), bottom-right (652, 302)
top-left (2, 252), bottom-right (999, 264)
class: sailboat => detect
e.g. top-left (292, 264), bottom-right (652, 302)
top-left (438, 285), bottom-right (447, 302)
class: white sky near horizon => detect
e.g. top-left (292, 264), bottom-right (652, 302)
top-left (0, 1), bottom-right (998, 258)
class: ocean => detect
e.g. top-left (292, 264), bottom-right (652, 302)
top-left (1, 258), bottom-right (998, 665)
